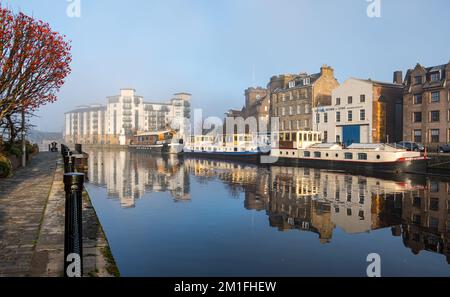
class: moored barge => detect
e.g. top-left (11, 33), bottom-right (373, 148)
top-left (183, 134), bottom-right (270, 163)
top-left (270, 131), bottom-right (428, 174)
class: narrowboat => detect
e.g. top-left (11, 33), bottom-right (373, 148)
top-left (130, 130), bottom-right (184, 154)
top-left (269, 131), bottom-right (428, 174)
top-left (183, 134), bottom-right (271, 163)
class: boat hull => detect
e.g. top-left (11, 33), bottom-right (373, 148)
top-left (272, 156), bottom-right (428, 174)
top-left (184, 151), bottom-right (262, 163)
top-left (129, 145), bottom-right (169, 154)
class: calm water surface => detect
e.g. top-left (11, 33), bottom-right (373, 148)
top-left (85, 149), bottom-right (450, 277)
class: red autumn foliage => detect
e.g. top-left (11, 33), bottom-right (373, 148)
top-left (0, 4), bottom-right (72, 119)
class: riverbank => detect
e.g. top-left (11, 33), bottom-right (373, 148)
top-left (0, 152), bottom-right (119, 277)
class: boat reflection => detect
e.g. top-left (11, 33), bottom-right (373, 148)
top-left (86, 150), bottom-right (450, 265)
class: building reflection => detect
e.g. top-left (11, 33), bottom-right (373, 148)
top-left (86, 151), bottom-right (449, 264)
top-left (87, 150), bottom-right (190, 208)
top-left (183, 158), bottom-right (450, 264)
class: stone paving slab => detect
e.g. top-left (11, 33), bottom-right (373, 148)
top-left (0, 152), bottom-right (58, 277)
top-left (0, 152), bottom-right (119, 277)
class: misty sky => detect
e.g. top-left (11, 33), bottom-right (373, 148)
top-left (3, 0), bottom-right (450, 132)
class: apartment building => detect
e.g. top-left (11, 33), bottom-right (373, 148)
top-left (268, 65), bottom-right (339, 131)
top-left (64, 89), bottom-right (191, 145)
top-left (403, 62), bottom-right (450, 148)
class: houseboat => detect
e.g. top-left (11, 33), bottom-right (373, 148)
top-left (130, 130), bottom-right (184, 154)
top-left (270, 131), bottom-right (428, 174)
top-left (183, 133), bottom-right (271, 163)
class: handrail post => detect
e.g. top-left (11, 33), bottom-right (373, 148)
top-left (63, 173), bottom-right (85, 277)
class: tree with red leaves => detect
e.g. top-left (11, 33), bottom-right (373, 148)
top-left (0, 5), bottom-right (72, 126)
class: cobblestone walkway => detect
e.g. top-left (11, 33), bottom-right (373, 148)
top-left (0, 153), bottom-right (58, 277)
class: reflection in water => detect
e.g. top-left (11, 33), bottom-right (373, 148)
top-left (86, 150), bottom-right (450, 275)
top-left (87, 150), bottom-right (190, 208)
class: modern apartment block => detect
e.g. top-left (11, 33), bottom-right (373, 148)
top-left (64, 88), bottom-right (191, 145)
top-left (313, 77), bottom-right (404, 145)
top-left (403, 62), bottom-right (450, 148)
top-left (268, 65), bottom-right (339, 131)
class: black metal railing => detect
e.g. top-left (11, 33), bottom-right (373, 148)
top-left (61, 144), bottom-right (87, 277)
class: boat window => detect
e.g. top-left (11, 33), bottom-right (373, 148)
top-left (358, 153), bottom-right (368, 160)
top-left (292, 133), bottom-right (297, 141)
top-left (285, 133), bottom-right (291, 141)
top-left (308, 134), bottom-right (312, 141)
top-left (318, 134), bottom-right (322, 142)
top-left (314, 152), bottom-right (321, 158)
top-left (239, 136), bottom-right (244, 141)
top-left (234, 136), bottom-right (238, 141)
top-left (234, 148), bottom-right (238, 152)
top-left (344, 153), bottom-right (353, 160)
top-left (376, 155), bottom-right (381, 160)
top-left (304, 151), bottom-right (311, 157)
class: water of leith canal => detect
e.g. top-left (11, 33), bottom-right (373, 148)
top-left (84, 149), bottom-right (450, 277)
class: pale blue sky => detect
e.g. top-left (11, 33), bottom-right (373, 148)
top-left (4, 0), bottom-right (450, 132)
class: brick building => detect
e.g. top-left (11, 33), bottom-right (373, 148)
top-left (403, 62), bottom-right (450, 148)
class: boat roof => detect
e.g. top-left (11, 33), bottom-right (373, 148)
top-left (136, 130), bottom-right (173, 136)
top-left (310, 143), bottom-right (341, 149)
top-left (347, 143), bottom-right (386, 150)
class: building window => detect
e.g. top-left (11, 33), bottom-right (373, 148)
top-left (430, 129), bottom-right (440, 143)
top-left (413, 130), bottom-right (422, 143)
top-left (324, 113), bottom-right (328, 123)
top-left (358, 153), bottom-right (368, 160)
top-left (316, 114), bottom-right (320, 124)
top-left (360, 95), bottom-right (366, 103)
top-left (413, 112), bottom-right (422, 123)
top-left (348, 96), bottom-right (353, 104)
top-left (289, 81), bottom-right (295, 88)
top-left (344, 153), bottom-right (353, 160)
top-left (414, 76), bottom-right (423, 85)
top-left (430, 217), bottom-right (439, 230)
top-left (305, 104), bottom-right (310, 114)
top-left (414, 94), bottom-right (423, 104)
top-left (430, 181), bottom-right (439, 192)
top-left (412, 214), bottom-right (421, 225)
top-left (324, 131), bottom-right (328, 142)
top-left (430, 72), bottom-right (440, 82)
top-left (348, 110), bottom-right (353, 122)
top-left (430, 111), bottom-right (440, 122)
top-left (360, 109), bottom-right (366, 121)
top-left (282, 107), bottom-right (286, 116)
top-left (336, 112), bottom-right (341, 123)
top-left (430, 198), bottom-right (439, 211)
top-left (413, 196), bottom-right (421, 207)
top-left (297, 105), bottom-right (301, 115)
top-left (431, 91), bottom-right (440, 103)
top-left (336, 98), bottom-right (341, 105)
top-left (289, 106), bottom-right (294, 115)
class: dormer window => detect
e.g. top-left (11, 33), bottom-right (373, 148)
top-left (430, 72), bottom-right (440, 82)
top-left (303, 78), bottom-right (311, 85)
top-left (288, 81), bottom-right (296, 88)
top-left (414, 76), bottom-right (423, 85)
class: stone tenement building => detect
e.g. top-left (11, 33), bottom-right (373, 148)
top-left (224, 87), bottom-right (270, 133)
top-left (403, 62), bottom-right (450, 148)
top-left (64, 89), bottom-right (191, 145)
top-left (268, 65), bottom-right (339, 131)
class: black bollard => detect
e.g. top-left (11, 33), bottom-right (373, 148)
top-left (75, 144), bottom-right (83, 154)
top-left (64, 156), bottom-right (76, 173)
top-left (63, 173), bottom-right (85, 277)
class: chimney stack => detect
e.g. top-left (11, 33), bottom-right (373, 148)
top-left (393, 71), bottom-right (403, 84)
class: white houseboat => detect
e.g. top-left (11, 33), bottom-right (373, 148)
top-left (183, 133), bottom-right (271, 163)
top-left (130, 130), bottom-right (184, 154)
top-left (270, 131), bottom-right (428, 174)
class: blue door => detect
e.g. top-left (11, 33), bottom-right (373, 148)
top-left (343, 125), bottom-right (361, 147)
